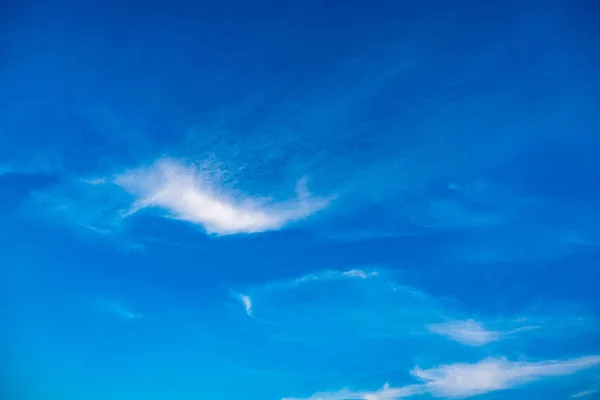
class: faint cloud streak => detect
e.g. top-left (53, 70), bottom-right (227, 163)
top-left (95, 299), bottom-right (148, 321)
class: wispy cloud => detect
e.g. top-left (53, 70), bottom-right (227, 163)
top-left (427, 320), bottom-right (501, 346)
top-left (283, 383), bottom-right (421, 400)
top-left (289, 268), bottom-right (380, 286)
top-left (236, 268), bottom-right (575, 348)
top-left (27, 175), bottom-right (131, 236)
top-left (114, 158), bottom-right (330, 235)
top-left (427, 317), bottom-right (543, 347)
top-left (342, 269), bottom-right (380, 279)
top-left (287, 355), bottom-right (600, 399)
top-left (571, 388), bottom-right (599, 398)
top-left (82, 177), bottom-right (108, 185)
top-left (413, 356), bottom-right (600, 398)
top-left (95, 299), bottom-right (148, 321)
top-left (232, 268), bottom-right (382, 319)
top-left (570, 378), bottom-right (600, 398)
top-left (234, 267), bottom-right (446, 346)
top-left (236, 293), bottom-right (253, 317)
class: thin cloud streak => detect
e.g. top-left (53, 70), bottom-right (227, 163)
top-left (95, 299), bottom-right (148, 321)
top-left (286, 355), bottom-right (600, 400)
top-left (233, 268), bottom-right (382, 318)
top-left (291, 268), bottom-right (380, 285)
top-left (427, 319), bottom-right (541, 347)
top-left (427, 320), bottom-right (501, 346)
top-left (413, 356), bottom-right (600, 398)
top-left (571, 389), bottom-right (599, 398)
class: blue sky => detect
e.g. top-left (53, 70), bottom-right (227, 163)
top-left (1, 1), bottom-right (600, 399)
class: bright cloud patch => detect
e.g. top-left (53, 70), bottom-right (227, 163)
top-left (427, 320), bottom-right (501, 346)
top-left (236, 293), bottom-right (253, 317)
top-left (114, 158), bottom-right (329, 235)
top-left (414, 356), bottom-right (600, 398)
top-left (250, 269), bottom-right (600, 400)
top-left (427, 318), bottom-right (542, 347)
top-left (287, 356), bottom-right (600, 399)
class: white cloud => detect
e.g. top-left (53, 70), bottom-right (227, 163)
top-left (233, 269), bottom-right (379, 318)
top-left (237, 293), bottom-right (253, 317)
top-left (570, 378), bottom-right (600, 398)
top-left (571, 388), bottom-right (599, 398)
top-left (427, 319), bottom-right (541, 347)
top-left (237, 267), bottom-right (455, 346)
top-left (283, 384), bottom-right (419, 400)
top-left (282, 388), bottom-right (363, 400)
top-left (287, 355), bottom-right (600, 400)
top-left (83, 177), bottom-right (107, 185)
top-left (283, 384), bottom-right (421, 400)
top-left (287, 268), bottom-right (381, 287)
top-left (231, 269), bottom-right (384, 300)
top-left (427, 320), bottom-right (501, 346)
top-left (342, 269), bottom-right (379, 279)
top-left (413, 356), bottom-right (600, 398)
top-left (114, 158), bottom-right (329, 235)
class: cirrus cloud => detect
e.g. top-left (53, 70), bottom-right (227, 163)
top-left (426, 320), bottom-right (501, 347)
top-left (286, 355), bottom-right (600, 400)
top-left (115, 158), bottom-right (330, 235)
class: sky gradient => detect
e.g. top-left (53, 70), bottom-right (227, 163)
top-left (1, 1), bottom-right (600, 399)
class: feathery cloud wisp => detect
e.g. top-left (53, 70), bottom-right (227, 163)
top-left (237, 293), bottom-right (253, 317)
top-left (286, 355), bottom-right (600, 400)
top-left (427, 319), bottom-right (541, 347)
top-left (427, 320), bottom-right (501, 346)
top-left (289, 268), bottom-right (380, 286)
top-left (283, 384), bottom-right (421, 400)
top-left (413, 356), bottom-right (600, 398)
top-left (571, 388), bottom-right (599, 398)
top-left (232, 268), bottom-right (381, 319)
top-left (114, 158), bottom-right (329, 235)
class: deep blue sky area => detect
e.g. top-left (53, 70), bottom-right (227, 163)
top-left (1, 1), bottom-right (600, 400)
